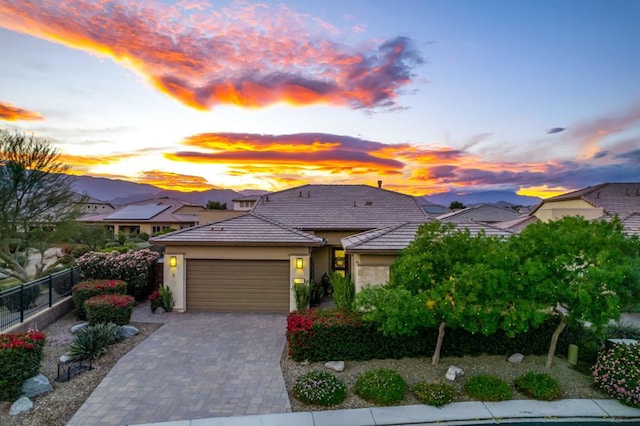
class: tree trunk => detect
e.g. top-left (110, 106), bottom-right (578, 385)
top-left (432, 321), bottom-right (446, 365)
top-left (546, 316), bottom-right (568, 368)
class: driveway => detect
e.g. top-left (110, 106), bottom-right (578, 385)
top-left (67, 308), bottom-right (291, 425)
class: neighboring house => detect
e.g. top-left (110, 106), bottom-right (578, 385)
top-left (531, 182), bottom-right (640, 221)
top-left (82, 197), bottom-right (205, 238)
top-left (196, 210), bottom-right (246, 226)
top-left (151, 184), bottom-right (428, 313)
top-left (415, 197), bottom-right (450, 216)
top-left (232, 194), bottom-right (261, 211)
top-left (341, 221), bottom-right (515, 292)
top-left (78, 195), bottom-right (116, 217)
top-left (437, 204), bottom-right (524, 223)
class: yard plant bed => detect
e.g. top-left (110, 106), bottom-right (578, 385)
top-left (280, 343), bottom-right (609, 412)
top-left (0, 311), bottom-right (162, 426)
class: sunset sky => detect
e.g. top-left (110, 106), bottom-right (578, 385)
top-left (1, 0), bottom-right (639, 197)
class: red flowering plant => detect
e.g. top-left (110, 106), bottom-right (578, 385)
top-left (72, 279), bottom-right (127, 320)
top-left (149, 290), bottom-right (161, 312)
top-left (85, 294), bottom-right (135, 326)
top-left (0, 329), bottom-right (46, 401)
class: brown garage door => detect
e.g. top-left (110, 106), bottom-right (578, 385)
top-left (186, 259), bottom-right (290, 313)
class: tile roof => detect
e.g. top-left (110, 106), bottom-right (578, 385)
top-left (619, 212), bottom-right (640, 237)
top-left (341, 221), bottom-right (514, 254)
top-left (150, 213), bottom-right (324, 246)
top-left (251, 184), bottom-right (428, 230)
top-left (82, 197), bottom-right (203, 224)
top-left (437, 204), bottom-right (523, 223)
top-left (535, 182), bottom-right (640, 215)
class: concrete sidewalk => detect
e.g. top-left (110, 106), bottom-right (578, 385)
top-left (134, 399), bottom-right (640, 426)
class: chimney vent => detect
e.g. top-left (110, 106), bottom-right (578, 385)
top-left (626, 188), bottom-right (630, 196)
top-left (377, 180), bottom-right (382, 188)
top-left (299, 191), bottom-right (302, 197)
top-left (307, 191), bottom-right (311, 198)
top-left (353, 201), bottom-right (357, 207)
top-left (636, 188), bottom-right (639, 196)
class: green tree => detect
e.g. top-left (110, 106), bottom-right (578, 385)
top-left (0, 130), bottom-right (84, 282)
top-left (512, 216), bottom-right (640, 368)
top-left (206, 200), bottom-right (227, 210)
top-left (449, 200), bottom-right (466, 210)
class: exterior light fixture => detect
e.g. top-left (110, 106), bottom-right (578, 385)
top-left (296, 258), bottom-right (304, 269)
top-left (169, 256), bottom-right (177, 268)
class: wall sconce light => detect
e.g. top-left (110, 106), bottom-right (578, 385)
top-left (296, 258), bottom-right (303, 269)
top-left (169, 256), bottom-right (177, 268)
top-left (293, 278), bottom-right (305, 284)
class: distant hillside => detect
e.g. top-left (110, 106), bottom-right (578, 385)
top-left (423, 190), bottom-right (541, 207)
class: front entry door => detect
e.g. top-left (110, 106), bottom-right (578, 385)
top-left (332, 247), bottom-right (348, 277)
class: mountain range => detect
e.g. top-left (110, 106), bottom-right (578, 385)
top-left (71, 175), bottom-right (541, 207)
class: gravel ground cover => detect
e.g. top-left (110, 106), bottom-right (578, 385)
top-left (279, 343), bottom-right (610, 412)
top-left (0, 311), bottom-right (162, 426)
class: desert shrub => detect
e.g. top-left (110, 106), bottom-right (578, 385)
top-left (0, 283), bottom-right (41, 312)
top-left (604, 321), bottom-right (640, 340)
top-left (292, 280), bottom-right (311, 311)
top-left (104, 242), bottom-right (120, 248)
top-left (85, 294), bottom-right (135, 325)
top-left (331, 272), bottom-right (355, 311)
top-left (294, 370), bottom-right (347, 406)
top-left (464, 374), bottom-right (512, 401)
top-left (355, 368), bottom-right (406, 405)
top-left (0, 330), bottom-right (46, 401)
top-left (413, 382), bottom-right (457, 407)
top-left (72, 279), bottom-right (127, 319)
top-left (515, 372), bottom-right (562, 401)
top-left (149, 285), bottom-right (174, 313)
top-left (76, 249), bottom-right (159, 299)
top-left (68, 322), bottom-right (121, 360)
top-left (592, 343), bottom-right (640, 408)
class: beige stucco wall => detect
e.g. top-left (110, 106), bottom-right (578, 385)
top-left (289, 254), bottom-right (310, 312)
top-left (534, 199), bottom-right (604, 222)
top-left (163, 253), bottom-right (186, 312)
top-left (351, 253), bottom-right (396, 292)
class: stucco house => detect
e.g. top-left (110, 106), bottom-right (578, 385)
top-left (531, 182), bottom-right (640, 222)
top-left (82, 197), bottom-right (206, 238)
top-left (151, 184), bottom-right (428, 313)
top-left (437, 204), bottom-right (524, 223)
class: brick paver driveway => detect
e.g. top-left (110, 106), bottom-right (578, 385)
top-left (67, 309), bottom-right (290, 425)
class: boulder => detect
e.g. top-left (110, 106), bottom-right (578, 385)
top-left (9, 397), bottom-right (33, 416)
top-left (60, 353), bottom-right (79, 364)
top-left (118, 325), bottom-right (140, 339)
top-left (21, 373), bottom-right (53, 398)
top-left (154, 307), bottom-right (166, 315)
top-left (445, 365), bottom-right (464, 381)
top-left (71, 323), bottom-right (89, 334)
top-left (508, 353), bottom-right (525, 364)
top-left (324, 361), bottom-right (345, 372)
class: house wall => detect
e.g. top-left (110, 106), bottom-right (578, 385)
top-left (534, 199), bottom-right (603, 222)
top-left (351, 254), bottom-right (396, 292)
top-left (163, 245), bottom-right (313, 312)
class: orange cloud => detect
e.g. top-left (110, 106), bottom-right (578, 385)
top-left (58, 152), bottom-right (140, 174)
top-left (0, 101), bottom-right (44, 121)
top-left (134, 170), bottom-right (218, 191)
top-left (0, 1), bottom-right (423, 111)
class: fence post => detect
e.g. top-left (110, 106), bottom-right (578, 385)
top-left (49, 274), bottom-right (53, 307)
top-left (20, 284), bottom-right (25, 323)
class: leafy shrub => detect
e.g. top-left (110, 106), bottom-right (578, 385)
top-left (76, 249), bottom-right (160, 299)
top-left (413, 382), bottom-right (457, 407)
top-left (72, 279), bottom-right (127, 319)
top-left (464, 374), bottom-right (512, 401)
top-left (292, 280), bottom-right (311, 311)
top-left (592, 343), bottom-right (640, 408)
top-left (294, 370), bottom-right (347, 406)
top-left (331, 272), bottom-right (355, 311)
top-left (515, 372), bottom-right (562, 400)
top-left (85, 294), bottom-right (135, 325)
top-left (0, 330), bottom-right (46, 401)
top-left (68, 322), bottom-right (122, 360)
top-left (0, 283), bottom-right (41, 312)
top-left (149, 285), bottom-right (174, 313)
top-left (604, 321), bottom-right (640, 340)
top-left (355, 368), bottom-right (406, 405)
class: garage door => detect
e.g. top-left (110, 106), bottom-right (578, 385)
top-left (186, 259), bottom-right (290, 313)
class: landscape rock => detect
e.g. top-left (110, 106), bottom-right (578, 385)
top-left (118, 325), bottom-right (140, 339)
top-left (71, 323), bottom-right (89, 334)
top-left (445, 365), bottom-right (464, 381)
top-left (21, 374), bottom-right (53, 398)
top-left (60, 353), bottom-right (79, 364)
top-left (508, 353), bottom-right (525, 364)
top-left (154, 307), bottom-right (166, 315)
top-left (324, 361), bottom-right (345, 372)
top-left (9, 397), bottom-right (33, 416)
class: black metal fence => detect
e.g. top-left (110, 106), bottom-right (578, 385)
top-left (0, 267), bottom-right (81, 332)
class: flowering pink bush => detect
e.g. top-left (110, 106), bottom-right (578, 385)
top-left (77, 249), bottom-right (160, 299)
top-left (592, 343), bottom-right (640, 408)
